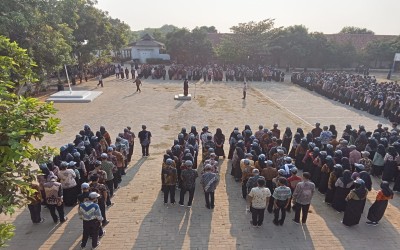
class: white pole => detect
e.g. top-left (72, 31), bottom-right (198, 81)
top-left (64, 64), bottom-right (72, 94)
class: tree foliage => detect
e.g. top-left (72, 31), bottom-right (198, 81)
top-left (165, 28), bottom-right (214, 64)
top-left (0, 0), bottom-right (131, 87)
top-left (339, 26), bottom-right (375, 35)
top-left (0, 35), bottom-right (60, 247)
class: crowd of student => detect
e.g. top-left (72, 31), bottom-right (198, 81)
top-left (111, 64), bottom-right (286, 83)
top-left (27, 124), bottom-right (151, 249)
top-left (161, 122), bottom-right (398, 228)
top-left (291, 71), bottom-right (400, 123)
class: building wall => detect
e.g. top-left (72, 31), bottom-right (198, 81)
top-left (131, 46), bottom-right (170, 63)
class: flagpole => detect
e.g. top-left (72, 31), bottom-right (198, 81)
top-left (64, 64), bottom-right (72, 94)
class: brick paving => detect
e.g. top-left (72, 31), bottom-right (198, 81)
top-left (1, 76), bottom-right (400, 250)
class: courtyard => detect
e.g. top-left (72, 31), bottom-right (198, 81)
top-left (1, 76), bottom-right (399, 250)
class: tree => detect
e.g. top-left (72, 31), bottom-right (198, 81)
top-left (0, 36), bottom-right (60, 247)
top-left (217, 19), bottom-right (277, 64)
top-left (196, 26), bottom-right (218, 33)
top-left (165, 28), bottom-right (214, 64)
top-left (339, 26), bottom-right (375, 35)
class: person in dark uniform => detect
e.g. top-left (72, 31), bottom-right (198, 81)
top-left (183, 79), bottom-right (189, 96)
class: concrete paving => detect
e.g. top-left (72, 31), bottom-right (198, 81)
top-left (1, 76), bottom-right (399, 250)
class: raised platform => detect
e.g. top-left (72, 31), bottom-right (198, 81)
top-left (174, 94), bottom-right (192, 100)
top-left (46, 91), bottom-right (103, 103)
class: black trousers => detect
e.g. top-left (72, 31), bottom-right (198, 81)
top-left (28, 203), bottom-right (42, 223)
top-left (106, 180), bottom-right (114, 197)
top-left (141, 145), bottom-right (149, 156)
top-left (163, 185), bottom-right (176, 203)
top-left (273, 200), bottom-right (288, 224)
top-left (113, 171), bottom-right (121, 189)
top-left (47, 203), bottom-right (65, 223)
top-left (179, 187), bottom-right (195, 206)
top-left (242, 180), bottom-right (248, 199)
top-left (98, 200), bottom-right (106, 223)
top-left (81, 219), bottom-right (101, 248)
top-left (294, 203), bottom-right (310, 223)
top-left (128, 143), bottom-right (134, 162)
top-left (204, 191), bottom-right (215, 208)
top-left (251, 207), bottom-right (265, 226)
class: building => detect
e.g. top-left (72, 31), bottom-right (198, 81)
top-left (119, 34), bottom-right (170, 64)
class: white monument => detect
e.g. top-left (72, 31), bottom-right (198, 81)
top-left (46, 65), bottom-right (102, 103)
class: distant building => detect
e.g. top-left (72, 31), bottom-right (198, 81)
top-left (119, 34), bottom-right (170, 64)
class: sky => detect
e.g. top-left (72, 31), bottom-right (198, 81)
top-left (96, 0), bottom-right (400, 35)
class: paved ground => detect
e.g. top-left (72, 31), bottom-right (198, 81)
top-left (2, 76), bottom-right (400, 250)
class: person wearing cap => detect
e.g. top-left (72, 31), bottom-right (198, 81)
top-left (281, 157), bottom-right (295, 178)
top-left (179, 160), bottom-right (198, 208)
top-left (79, 192), bottom-right (103, 249)
top-left (241, 159), bottom-right (255, 199)
top-left (246, 169), bottom-right (265, 194)
top-left (123, 127), bottom-right (134, 162)
top-left (89, 160), bottom-right (107, 185)
top-left (162, 158), bottom-right (178, 205)
top-left (292, 172), bottom-right (315, 224)
top-left (200, 164), bottom-right (219, 209)
top-left (110, 145), bottom-right (125, 177)
top-left (247, 179), bottom-right (271, 228)
top-left (272, 177), bottom-right (291, 225)
top-left (203, 153), bottom-right (219, 174)
top-left (342, 179), bottom-right (368, 227)
top-left (58, 161), bottom-right (77, 206)
top-left (138, 125), bottom-right (152, 157)
top-left (311, 123), bottom-right (322, 139)
top-left (320, 126), bottom-right (333, 148)
top-left (89, 174), bottom-right (109, 226)
top-left (100, 153), bottom-right (115, 203)
top-left (107, 147), bottom-right (120, 190)
top-left (77, 183), bottom-right (91, 203)
top-left (43, 173), bottom-right (67, 223)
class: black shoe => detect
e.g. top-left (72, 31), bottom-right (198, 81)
top-left (273, 220), bottom-right (279, 226)
top-left (60, 217), bottom-right (68, 223)
top-left (205, 205), bottom-right (211, 209)
top-left (102, 220), bottom-right (110, 226)
top-left (211, 205), bottom-right (215, 209)
top-left (99, 230), bottom-right (106, 238)
top-left (279, 220), bottom-right (284, 225)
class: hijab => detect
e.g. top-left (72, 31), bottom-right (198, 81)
top-left (376, 144), bottom-right (386, 157)
top-left (353, 181), bottom-right (367, 198)
top-left (341, 170), bottom-right (353, 186)
top-left (359, 171), bottom-right (372, 191)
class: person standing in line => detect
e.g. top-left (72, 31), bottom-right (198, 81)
top-left (242, 81), bottom-right (248, 99)
top-left (272, 177), bottom-right (292, 225)
top-left (115, 66), bottom-right (120, 79)
top-left (366, 181), bottom-right (394, 225)
top-left (342, 179), bottom-right (368, 227)
top-left (200, 165), bottom-right (219, 209)
top-left (27, 182), bottom-right (44, 224)
top-left (79, 192), bottom-right (103, 250)
top-left (138, 125), bottom-right (152, 157)
top-left (292, 172), bottom-right (315, 224)
top-left (126, 126), bottom-right (136, 163)
top-left (247, 178), bottom-right (271, 228)
top-left (125, 67), bottom-right (130, 79)
top-left (100, 153), bottom-right (115, 203)
top-left (43, 173), bottom-right (68, 223)
top-left (162, 158), bottom-right (177, 205)
top-left (134, 77), bottom-right (142, 92)
top-left (179, 160), bottom-right (198, 208)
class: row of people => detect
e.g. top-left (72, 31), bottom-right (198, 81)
top-left (291, 71), bottom-right (400, 123)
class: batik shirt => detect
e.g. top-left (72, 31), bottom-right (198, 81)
top-left (181, 169), bottom-right (198, 189)
top-left (43, 181), bottom-right (63, 205)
